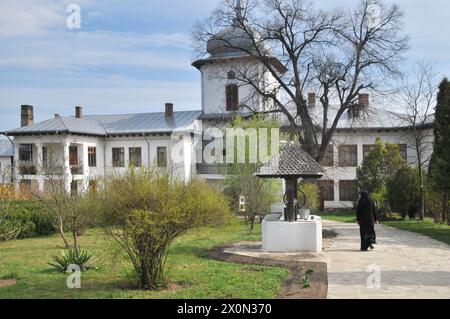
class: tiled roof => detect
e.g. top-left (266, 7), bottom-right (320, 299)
top-left (5, 111), bottom-right (202, 136)
top-left (256, 142), bottom-right (323, 178)
top-left (0, 140), bottom-right (13, 157)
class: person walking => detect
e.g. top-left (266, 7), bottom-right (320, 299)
top-left (356, 190), bottom-right (378, 251)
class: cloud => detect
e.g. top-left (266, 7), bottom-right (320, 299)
top-left (0, 0), bottom-right (65, 37)
top-left (0, 31), bottom-right (192, 72)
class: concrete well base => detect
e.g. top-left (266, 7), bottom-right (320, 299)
top-left (262, 214), bottom-right (323, 253)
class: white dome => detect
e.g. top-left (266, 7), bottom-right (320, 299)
top-left (206, 20), bottom-right (269, 57)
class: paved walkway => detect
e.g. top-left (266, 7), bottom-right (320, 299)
top-left (323, 220), bottom-right (450, 299)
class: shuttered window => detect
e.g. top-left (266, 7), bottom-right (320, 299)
top-left (129, 147), bottom-right (142, 167)
top-left (339, 180), bottom-right (357, 202)
top-left (398, 144), bottom-right (407, 161)
top-left (88, 147), bottom-right (97, 167)
top-left (319, 145), bottom-right (334, 167)
top-left (226, 84), bottom-right (239, 111)
top-left (157, 147), bottom-right (167, 168)
top-left (319, 180), bottom-right (335, 201)
top-left (19, 144), bottom-right (33, 162)
top-left (339, 145), bottom-right (358, 167)
top-left (112, 148), bottom-right (125, 167)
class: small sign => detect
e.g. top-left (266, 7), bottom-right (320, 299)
top-left (239, 196), bottom-right (246, 212)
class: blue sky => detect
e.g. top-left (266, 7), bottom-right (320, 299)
top-left (0, 0), bottom-right (449, 130)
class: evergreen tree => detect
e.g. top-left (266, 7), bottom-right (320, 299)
top-left (429, 78), bottom-right (450, 224)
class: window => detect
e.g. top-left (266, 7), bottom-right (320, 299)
top-left (88, 147), bottom-right (97, 167)
top-left (19, 144), bottom-right (33, 162)
top-left (226, 84), bottom-right (239, 111)
top-left (363, 144), bottom-right (376, 158)
top-left (319, 180), bottom-right (335, 201)
top-left (339, 145), bottom-right (358, 167)
top-left (129, 147), bottom-right (142, 167)
top-left (319, 145), bottom-right (334, 167)
top-left (398, 144), bottom-right (407, 161)
top-left (69, 146), bottom-right (78, 166)
top-left (339, 180), bottom-right (357, 202)
top-left (227, 70), bottom-right (236, 79)
top-left (157, 147), bottom-right (167, 168)
top-left (112, 148), bottom-right (125, 167)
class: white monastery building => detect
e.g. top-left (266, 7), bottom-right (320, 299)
top-left (1, 1), bottom-right (434, 209)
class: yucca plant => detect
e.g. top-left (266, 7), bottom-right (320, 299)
top-left (49, 248), bottom-right (93, 272)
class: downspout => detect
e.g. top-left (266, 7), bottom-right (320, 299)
top-left (143, 133), bottom-right (151, 167)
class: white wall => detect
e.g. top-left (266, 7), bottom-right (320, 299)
top-left (320, 128), bottom-right (434, 209)
top-left (200, 57), bottom-right (266, 114)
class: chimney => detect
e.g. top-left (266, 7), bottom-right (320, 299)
top-left (359, 93), bottom-right (369, 108)
top-left (308, 93), bottom-right (316, 108)
top-left (165, 103), bottom-right (174, 118)
top-left (21, 105), bottom-right (34, 127)
top-left (75, 106), bottom-right (83, 119)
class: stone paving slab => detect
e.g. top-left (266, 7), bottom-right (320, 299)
top-left (323, 220), bottom-right (450, 299)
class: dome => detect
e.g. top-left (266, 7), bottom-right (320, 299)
top-left (206, 19), bottom-right (269, 57)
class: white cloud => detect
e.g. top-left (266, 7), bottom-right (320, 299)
top-left (0, 0), bottom-right (65, 37)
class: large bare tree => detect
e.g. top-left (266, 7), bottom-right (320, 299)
top-left (194, 0), bottom-right (409, 161)
top-left (394, 61), bottom-right (437, 221)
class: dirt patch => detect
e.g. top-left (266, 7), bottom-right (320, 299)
top-left (209, 246), bottom-right (327, 299)
top-left (0, 279), bottom-right (17, 288)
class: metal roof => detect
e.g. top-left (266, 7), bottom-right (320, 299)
top-left (0, 140), bottom-right (13, 157)
top-left (277, 105), bottom-right (435, 131)
top-left (256, 142), bottom-right (323, 179)
top-left (5, 111), bottom-right (202, 136)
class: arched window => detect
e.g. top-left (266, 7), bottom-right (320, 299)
top-left (226, 84), bottom-right (239, 111)
top-left (227, 70), bottom-right (236, 79)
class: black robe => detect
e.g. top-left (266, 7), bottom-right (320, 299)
top-left (356, 196), bottom-right (377, 250)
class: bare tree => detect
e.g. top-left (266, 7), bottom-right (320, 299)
top-left (194, 0), bottom-right (408, 161)
top-left (394, 61), bottom-right (437, 221)
top-left (32, 145), bottom-right (90, 248)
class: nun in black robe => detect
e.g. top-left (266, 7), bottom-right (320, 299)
top-left (356, 191), bottom-right (378, 251)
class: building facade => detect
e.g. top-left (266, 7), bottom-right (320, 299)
top-left (1, 1), bottom-right (434, 208)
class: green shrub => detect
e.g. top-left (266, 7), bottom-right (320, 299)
top-left (298, 182), bottom-right (320, 213)
top-left (0, 201), bottom-right (57, 241)
top-left (96, 168), bottom-right (232, 290)
top-left (387, 167), bottom-right (421, 219)
top-left (49, 248), bottom-right (93, 272)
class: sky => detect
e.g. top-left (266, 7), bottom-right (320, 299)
top-left (0, 0), bottom-right (449, 130)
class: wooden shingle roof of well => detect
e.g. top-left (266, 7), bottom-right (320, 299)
top-left (256, 142), bottom-right (323, 179)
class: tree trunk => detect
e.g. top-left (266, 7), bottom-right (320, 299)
top-left (58, 216), bottom-right (70, 249)
top-left (419, 167), bottom-right (425, 221)
top-left (445, 194), bottom-right (450, 226)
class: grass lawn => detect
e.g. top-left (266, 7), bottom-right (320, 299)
top-left (318, 211), bottom-right (356, 223)
top-left (0, 221), bottom-right (288, 299)
top-left (319, 210), bottom-right (450, 246)
top-left (383, 219), bottom-right (450, 246)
